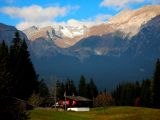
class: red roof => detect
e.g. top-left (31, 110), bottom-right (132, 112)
top-left (66, 96), bottom-right (92, 101)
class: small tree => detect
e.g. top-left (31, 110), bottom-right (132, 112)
top-left (28, 92), bottom-right (43, 107)
top-left (94, 92), bottom-right (113, 110)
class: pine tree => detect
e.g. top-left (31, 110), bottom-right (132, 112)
top-left (112, 82), bottom-right (141, 106)
top-left (152, 58), bottom-right (160, 108)
top-left (78, 75), bottom-right (87, 97)
top-left (38, 79), bottom-right (49, 97)
top-left (87, 78), bottom-right (98, 99)
top-left (57, 81), bottom-right (65, 99)
top-left (112, 84), bottom-right (123, 106)
top-left (9, 32), bottom-right (39, 100)
top-left (141, 79), bottom-right (151, 107)
top-left (0, 40), bottom-right (30, 120)
top-left (0, 41), bottom-right (12, 96)
top-left (65, 78), bottom-right (77, 96)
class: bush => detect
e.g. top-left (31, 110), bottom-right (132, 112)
top-left (93, 92), bottom-right (113, 108)
top-left (0, 96), bottom-right (30, 120)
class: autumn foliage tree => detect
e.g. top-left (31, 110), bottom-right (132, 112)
top-left (93, 92), bottom-right (113, 108)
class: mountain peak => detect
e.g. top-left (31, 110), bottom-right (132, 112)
top-left (108, 5), bottom-right (160, 37)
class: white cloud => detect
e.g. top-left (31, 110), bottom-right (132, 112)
top-left (0, 5), bottom-right (69, 22)
top-left (16, 14), bottom-right (112, 30)
top-left (100, 0), bottom-right (144, 9)
top-left (0, 5), bottom-right (79, 30)
top-left (66, 19), bottom-right (96, 27)
top-left (16, 21), bottom-right (57, 30)
top-left (0, 4), bottom-right (111, 30)
top-left (66, 14), bottom-right (112, 27)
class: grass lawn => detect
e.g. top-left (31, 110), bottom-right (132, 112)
top-left (29, 106), bottom-right (160, 120)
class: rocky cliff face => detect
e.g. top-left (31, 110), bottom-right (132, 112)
top-left (108, 5), bottom-right (160, 37)
top-left (23, 25), bottom-right (88, 48)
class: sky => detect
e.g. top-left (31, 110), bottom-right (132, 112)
top-left (0, 0), bottom-right (160, 30)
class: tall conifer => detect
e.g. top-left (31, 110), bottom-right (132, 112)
top-left (9, 32), bottom-right (38, 100)
top-left (152, 59), bottom-right (160, 108)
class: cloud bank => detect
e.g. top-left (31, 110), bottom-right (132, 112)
top-left (0, 5), bottom-right (111, 30)
top-left (0, 5), bottom-right (69, 29)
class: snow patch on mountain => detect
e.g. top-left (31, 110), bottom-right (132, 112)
top-left (23, 24), bottom-right (87, 40)
top-left (60, 25), bottom-right (87, 38)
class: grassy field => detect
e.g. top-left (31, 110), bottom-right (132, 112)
top-left (29, 107), bottom-right (160, 120)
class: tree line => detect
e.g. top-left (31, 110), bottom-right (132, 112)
top-left (30, 75), bottom-right (113, 108)
top-left (112, 59), bottom-right (160, 108)
top-left (52, 75), bottom-right (114, 108)
top-left (53, 75), bottom-right (98, 100)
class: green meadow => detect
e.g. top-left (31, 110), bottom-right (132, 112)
top-left (30, 107), bottom-right (160, 120)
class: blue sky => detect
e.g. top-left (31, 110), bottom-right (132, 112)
top-left (0, 0), bottom-right (159, 30)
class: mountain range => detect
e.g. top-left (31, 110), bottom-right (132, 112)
top-left (1, 5), bottom-right (160, 91)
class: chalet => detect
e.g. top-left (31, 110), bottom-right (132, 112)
top-left (58, 96), bottom-right (92, 111)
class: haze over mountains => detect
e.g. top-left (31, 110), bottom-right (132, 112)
top-left (1, 5), bottom-right (160, 90)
